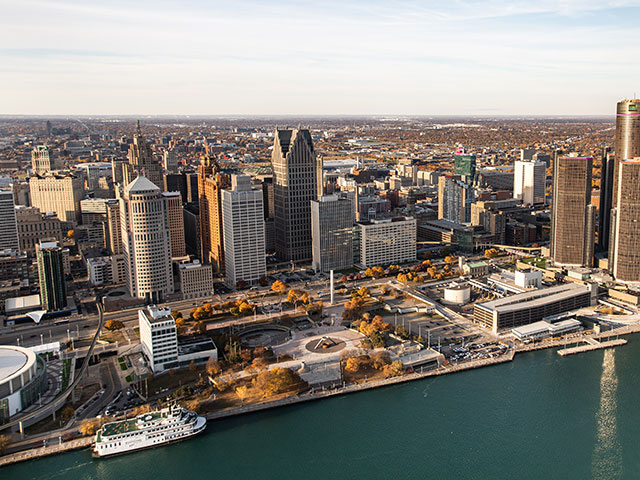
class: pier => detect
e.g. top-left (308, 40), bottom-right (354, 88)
top-left (557, 337), bottom-right (627, 356)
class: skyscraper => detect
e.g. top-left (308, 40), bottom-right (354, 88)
top-left (597, 147), bottom-right (613, 252)
top-left (550, 155), bottom-right (595, 267)
top-left (453, 150), bottom-right (476, 185)
top-left (120, 176), bottom-right (173, 303)
top-left (198, 143), bottom-right (230, 272)
top-left (37, 240), bottom-right (67, 312)
top-left (311, 196), bottom-right (353, 272)
top-left (513, 160), bottom-right (546, 205)
top-left (222, 175), bottom-right (266, 289)
top-left (126, 121), bottom-right (163, 189)
top-left (272, 128), bottom-right (322, 262)
top-left (31, 146), bottom-right (54, 175)
top-left (29, 172), bottom-right (83, 225)
top-left (0, 189), bottom-right (19, 251)
top-left (162, 191), bottom-right (187, 259)
top-left (608, 99), bottom-right (640, 282)
top-left (438, 175), bottom-right (469, 224)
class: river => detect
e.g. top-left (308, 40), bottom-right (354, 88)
top-left (4, 339), bottom-right (640, 479)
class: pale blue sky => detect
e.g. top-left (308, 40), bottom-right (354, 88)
top-left (1, 0), bottom-right (639, 115)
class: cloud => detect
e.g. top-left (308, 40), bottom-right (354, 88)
top-left (1, 0), bottom-right (639, 114)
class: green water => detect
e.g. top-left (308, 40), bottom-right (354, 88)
top-left (4, 340), bottom-right (640, 480)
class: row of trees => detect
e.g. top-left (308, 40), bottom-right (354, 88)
top-left (343, 352), bottom-right (404, 378)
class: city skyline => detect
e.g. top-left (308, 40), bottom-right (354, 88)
top-left (2, 1), bottom-right (640, 116)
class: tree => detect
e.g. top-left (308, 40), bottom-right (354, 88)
top-left (236, 280), bottom-right (248, 290)
top-left (194, 321), bottom-right (206, 334)
top-left (79, 418), bottom-right (100, 436)
top-left (271, 280), bottom-right (287, 294)
top-left (61, 406), bottom-right (75, 421)
top-left (251, 356), bottom-right (269, 371)
top-left (345, 356), bottom-right (367, 373)
top-left (258, 275), bottom-right (269, 287)
top-left (188, 360), bottom-right (197, 372)
top-left (252, 367), bottom-right (302, 398)
top-left (485, 248), bottom-right (500, 259)
top-left (235, 385), bottom-right (250, 403)
top-left (175, 317), bottom-right (185, 328)
top-left (444, 256), bottom-right (454, 264)
top-left (104, 319), bottom-right (124, 331)
top-left (238, 300), bottom-right (254, 315)
top-left (171, 311), bottom-right (183, 320)
top-left (206, 357), bottom-right (222, 376)
top-left (395, 324), bottom-right (409, 339)
top-left (0, 434), bottom-right (11, 453)
top-left (371, 351), bottom-right (391, 370)
top-left (371, 266), bottom-right (385, 279)
top-left (67, 229), bottom-right (74, 238)
top-left (382, 360), bottom-right (404, 378)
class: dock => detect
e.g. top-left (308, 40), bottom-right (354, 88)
top-left (557, 337), bottom-right (627, 356)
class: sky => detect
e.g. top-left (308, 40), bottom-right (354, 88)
top-left (1, 0), bottom-right (640, 116)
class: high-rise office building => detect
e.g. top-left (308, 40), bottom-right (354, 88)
top-left (15, 206), bottom-right (63, 255)
top-left (550, 155), bottom-right (595, 267)
top-left (0, 190), bottom-right (19, 251)
top-left (126, 121), bottom-right (163, 189)
top-left (355, 217), bottom-right (417, 268)
top-left (104, 200), bottom-right (122, 255)
top-left (31, 146), bottom-right (54, 175)
top-left (272, 128), bottom-right (322, 261)
top-left (608, 99), bottom-right (640, 281)
top-left (162, 191), bottom-right (187, 259)
top-left (513, 160), bottom-right (546, 205)
top-left (453, 150), bottom-right (476, 185)
top-left (609, 157), bottom-right (640, 282)
top-left (163, 149), bottom-right (178, 172)
top-left (311, 196), bottom-right (354, 272)
top-left (120, 176), bottom-right (173, 303)
top-left (222, 175), bottom-right (266, 289)
top-left (112, 158), bottom-right (126, 186)
top-left (438, 175), bottom-right (469, 224)
top-left (198, 145), bottom-right (230, 272)
top-left (36, 240), bottom-right (67, 312)
top-left (598, 147), bottom-right (613, 252)
top-left (29, 172), bottom-right (83, 224)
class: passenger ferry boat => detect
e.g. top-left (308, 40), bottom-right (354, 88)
top-left (93, 404), bottom-right (206, 457)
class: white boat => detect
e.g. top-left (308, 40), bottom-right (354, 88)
top-left (93, 404), bottom-right (206, 457)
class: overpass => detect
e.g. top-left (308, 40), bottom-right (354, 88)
top-left (0, 302), bottom-right (105, 433)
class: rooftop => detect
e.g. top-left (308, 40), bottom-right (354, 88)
top-left (126, 175), bottom-right (160, 194)
top-left (477, 283), bottom-right (590, 314)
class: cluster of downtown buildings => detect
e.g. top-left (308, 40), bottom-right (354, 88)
top-left (0, 100), bottom-right (637, 326)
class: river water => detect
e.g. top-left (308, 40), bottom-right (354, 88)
top-left (4, 339), bottom-right (640, 479)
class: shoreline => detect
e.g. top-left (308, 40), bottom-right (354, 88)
top-left (1, 326), bottom-right (636, 468)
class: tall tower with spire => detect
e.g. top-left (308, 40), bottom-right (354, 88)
top-left (125, 121), bottom-right (163, 188)
top-left (198, 137), bottom-right (230, 272)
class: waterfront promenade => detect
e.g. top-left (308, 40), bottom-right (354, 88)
top-left (2, 322), bottom-right (637, 468)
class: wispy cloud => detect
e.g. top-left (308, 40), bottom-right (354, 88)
top-left (1, 0), bottom-right (639, 114)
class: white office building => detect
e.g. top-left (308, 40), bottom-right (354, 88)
top-left (356, 217), bottom-right (416, 268)
top-left (139, 305), bottom-right (178, 373)
top-left (222, 175), bottom-right (266, 289)
top-left (513, 160), bottom-right (546, 205)
top-left (120, 176), bottom-right (174, 303)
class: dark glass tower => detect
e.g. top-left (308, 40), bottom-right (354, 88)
top-left (37, 240), bottom-right (67, 312)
